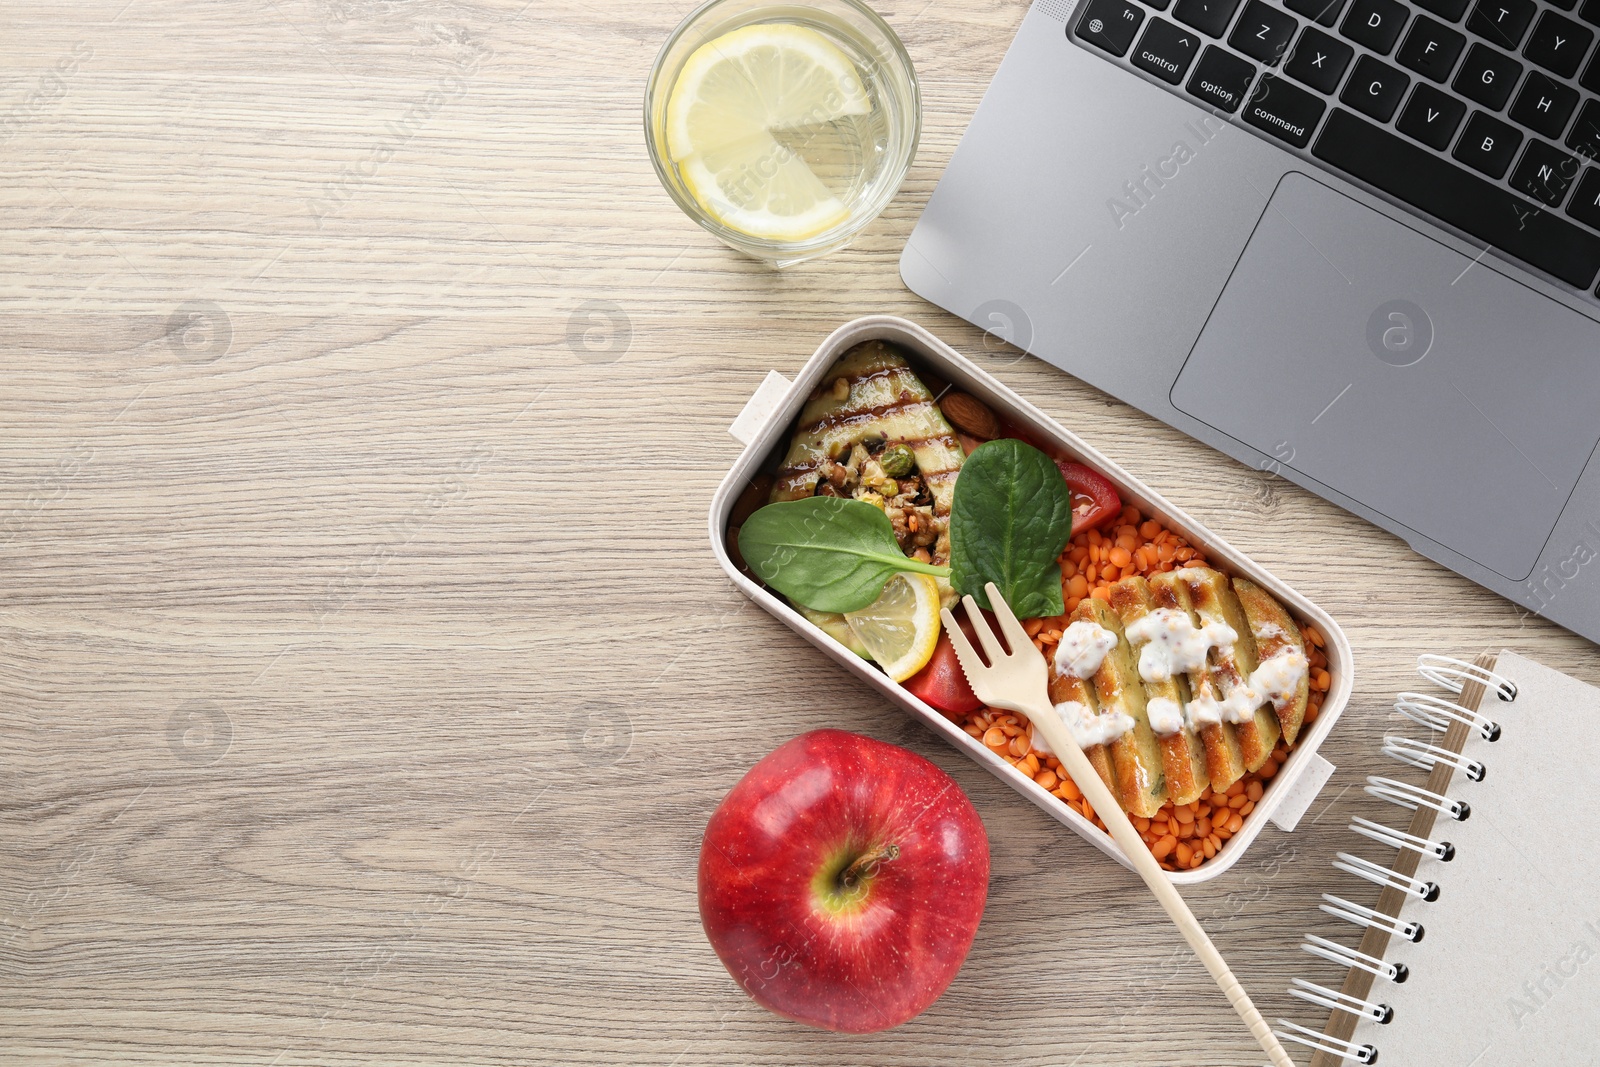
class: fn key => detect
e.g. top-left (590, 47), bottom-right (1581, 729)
top-left (1076, 0), bottom-right (1146, 56)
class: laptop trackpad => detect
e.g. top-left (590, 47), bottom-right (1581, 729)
top-left (1172, 172), bottom-right (1600, 581)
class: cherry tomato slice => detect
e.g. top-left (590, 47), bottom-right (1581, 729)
top-left (903, 627), bottom-right (983, 720)
top-left (1055, 460), bottom-right (1121, 534)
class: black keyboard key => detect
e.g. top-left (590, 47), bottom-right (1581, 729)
top-left (1174, 0), bottom-right (1246, 37)
top-left (1467, 0), bottom-right (1535, 49)
top-left (1186, 44), bottom-right (1257, 109)
top-left (1522, 12), bottom-right (1593, 77)
top-left (1312, 108), bottom-right (1600, 286)
top-left (1286, 0), bottom-right (1347, 26)
top-left (1455, 110), bottom-right (1524, 175)
top-left (1583, 0), bottom-right (1600, 27)
top-left (1566, 98), bottom-right (1600, 160)
top-left (1511, 139), bottom-right (1581, 203)
top-left (1551, 0), bottom-right (1578, 11)
top-left (1568, 166), bottom-right (1600, 226)
top-left (1230, 0), bottom-right (1300, 63)
top-left (1416, 0), bottom-right (1471, 22)
top-left (1583, 51), bottom-right (1600, 93)
top-left (1076, 0), bottom-right (1147, 56)
top-left (1509, 72), bottom-right (1579, 138)
top-left (1454, 43), bottom-right (1522, 109)
top-left (1341, 0), bottom-right (1411, 52)
top-left (1397, 16), bottom-right (1468, 79)
top-left (1398, 82), bottom-right (1469, 145)
top-left (1342, 54), bottom-right (1413, 119)
top-left (1242, 72), bottom-right (1328, 144)
top-left (1134, 18), bottom-right (1204, 81)
top-left (1286, 26), bottom-right (1356, 90)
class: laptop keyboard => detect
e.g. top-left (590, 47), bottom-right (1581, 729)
top-left (1071, 0), bottom-right (1600, 291)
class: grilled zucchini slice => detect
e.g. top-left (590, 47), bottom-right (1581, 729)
top-left (771, 341), bottom-right (964, 556)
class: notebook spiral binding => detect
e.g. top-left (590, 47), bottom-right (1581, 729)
top-left (1288, 978), bottom-right (1395, 1024)
top-left (1393, 693), bottom-right (1502, 741)
top-left (1273, 654), bottom-right (1517, 1065)
top-left (1364, 777), bottom-right (1471, 821)
top-left (1416, 654), bottom-right (1519, 702)
top-left (1319, 894), bottom-right (1423, 943)
top-left (1380, 735), bottom-right (1486, 782)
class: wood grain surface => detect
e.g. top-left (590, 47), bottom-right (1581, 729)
top-left (3, 2), bottom-right (1596, 1064)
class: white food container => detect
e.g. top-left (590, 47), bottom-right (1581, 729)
top-left (710, 315), bottom-right (1353, 884)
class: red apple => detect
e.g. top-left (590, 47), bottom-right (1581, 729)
top-left (698, 729), bottom-right (990, 1033)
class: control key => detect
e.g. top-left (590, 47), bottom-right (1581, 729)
top-left (1133, 18), bottom-right (1203, 82)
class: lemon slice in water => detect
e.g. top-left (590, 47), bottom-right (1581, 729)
top-left (845, 572), bottom-right (942, 683)
top-left (677, 135), bottom-right (850, 241)
top-left (665, 23), bottom-right (870, 241)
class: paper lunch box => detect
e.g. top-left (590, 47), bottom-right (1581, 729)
top-left (709, 315), bottom-right (1353, 884)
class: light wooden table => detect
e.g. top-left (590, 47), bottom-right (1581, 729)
top-left (3, 2), bottom-right (1595, 1064)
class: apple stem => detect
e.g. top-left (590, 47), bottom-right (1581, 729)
top-left (838, 843), bottom-right (900, 890)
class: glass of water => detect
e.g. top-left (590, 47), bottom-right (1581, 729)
top-left (645, 0), bottom-right (920, 266)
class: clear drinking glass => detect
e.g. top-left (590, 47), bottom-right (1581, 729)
top-left (645, 0), bottom-right (920, 266)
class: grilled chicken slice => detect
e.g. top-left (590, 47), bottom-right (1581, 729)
top-left (771, 341), bottom-right (965, 562)
top-left (1045, 633), bottom-right (1118, 800)
top-left (1147, 571), bottom-right (1247, 794)
top-left (1233, 577), bottom-right (1311, 745)
top-left (1177, 568), bottom-right (1281, 773)
top-left (1072, 598), bottom-right (1168, 818)
top-left (1109, 576), bottom-right (1209, 807)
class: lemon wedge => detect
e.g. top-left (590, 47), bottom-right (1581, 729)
top-left (845, 572), bottom-right (942, 682)
top-left (665, 23), bottom-right (870, 241)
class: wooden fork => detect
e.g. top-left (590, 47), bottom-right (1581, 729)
top-left (943, 583), bottom-right (1294, 1067)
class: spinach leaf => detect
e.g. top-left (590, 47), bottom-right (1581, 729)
top-left (948, 439), bottom-right (1074, 618)
top-left (737, 496), bottom-right (949, 614)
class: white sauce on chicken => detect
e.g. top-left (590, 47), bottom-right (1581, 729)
top-left (1124, 608), bottom-right (1236, 683)
top-left (1192, 650), bottom-right (1309, 728)
top-left (1030, 701), bottom-right (1135, 753)
top-left (1145, 696), bottom-right (1185, 736)
top-left (1217, 682), bottom-right (1265, 724)
top-left (1251, 648), bottom-right (1309, 709)
top-left (1053, 621), bottom-right (1119, 680)
top-left (1252, 621), bottom-right (1289, 645)
top-left (1186, 693), bottom-right (1224, 729)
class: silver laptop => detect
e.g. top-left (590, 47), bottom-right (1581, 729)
top-left (902, 0), bottom-right (1600, 642)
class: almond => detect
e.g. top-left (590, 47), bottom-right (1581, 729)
top-left (940, 392), bottom-right (999, 439)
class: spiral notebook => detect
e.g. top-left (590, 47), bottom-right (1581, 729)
top-left (1274, 650), bottom-right (1600, 1066)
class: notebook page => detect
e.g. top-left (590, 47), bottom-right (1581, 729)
top-left (1348, 651), bottom-right (1600, 1065)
